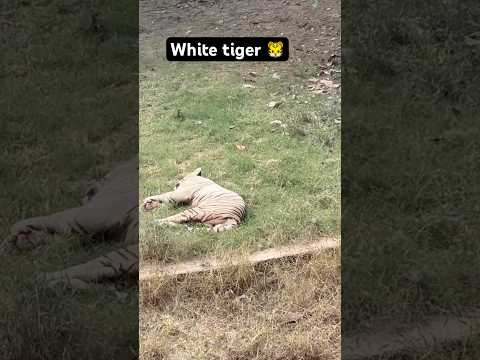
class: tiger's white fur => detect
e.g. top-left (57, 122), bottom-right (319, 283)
top-left (143, 168), bottom-right (246, 232)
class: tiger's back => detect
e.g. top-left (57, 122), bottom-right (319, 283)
top-left (190, 179), bottom-right (246, 226)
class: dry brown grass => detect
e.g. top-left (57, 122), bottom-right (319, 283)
top-left (140, 249), bottom-right (339, 360)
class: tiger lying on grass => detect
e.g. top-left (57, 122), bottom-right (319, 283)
top-left (3, 159), bottom-right (139, 289)
top-left (143, 168), bottom-right (246, 232)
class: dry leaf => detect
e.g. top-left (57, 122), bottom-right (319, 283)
top-left (235, 144), bottom-right (246, 151)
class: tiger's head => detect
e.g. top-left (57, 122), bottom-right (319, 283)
top-left (175, 168), bottom-right (202, 189)
top-left (268, 41), bottom-right (283, 58)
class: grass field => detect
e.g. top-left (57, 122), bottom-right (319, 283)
top-left (342, 1), bottom-right (480, 354)
top-left (0, 1), bottom-right (138, 359)
top-left (139, 61), bottom-right (340, 263)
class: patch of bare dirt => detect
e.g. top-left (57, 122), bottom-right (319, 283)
top-left (140, 0), bottom-right (341, 91)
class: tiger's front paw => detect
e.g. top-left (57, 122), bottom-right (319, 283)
top-left (10, 219), bottom-right (48, 251)
top-left (142, 196), bottom-right (162, 212)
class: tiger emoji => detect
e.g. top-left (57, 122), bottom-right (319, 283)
top-left (268, 41), bottom-right (283, 58)
top-left (142, 168), bottom-right (246, 232)
top-left (4, 159), bottom-right (139, 288)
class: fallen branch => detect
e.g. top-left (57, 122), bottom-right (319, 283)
top-left (343, 310), bottom-right (480, 359)
top-left (140, 238), bottom-right (339, 281)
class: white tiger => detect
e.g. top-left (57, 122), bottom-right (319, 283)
top-left (4, 159), bottom-right (139, 288)
top-left (143, 168), bottom-right (246, 232)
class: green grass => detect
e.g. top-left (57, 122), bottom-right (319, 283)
top-left (0, 1), bottom-right (138, 358)
top-left (342, 0), bottom-right (480, 340)
top-left (140, 61), bottom-right (340, 262)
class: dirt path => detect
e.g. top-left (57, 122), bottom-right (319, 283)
top-left (141, 238), bottom-right (339, 280)
top-left (140, 0), bottom-right (340, 77)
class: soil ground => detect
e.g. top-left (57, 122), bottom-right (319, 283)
top-left (140, 0), bottom-right (341, 87)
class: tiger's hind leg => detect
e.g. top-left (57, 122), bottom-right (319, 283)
top-left (45, 244), bottom-right (138, 289)
top-left (154, 207), bottom-right (206, 227)
top-left (209, 219), bottom-right (238, 233)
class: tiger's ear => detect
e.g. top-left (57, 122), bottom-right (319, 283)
top-left (190, 167), bottom-right (202, 176)
top-left (277, 41), bottom-right (283, 49)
